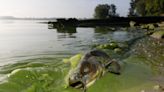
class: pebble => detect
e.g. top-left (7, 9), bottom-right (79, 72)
top-left (153, 85), bottom-right (160, 90)
top-left (141, 90), bottom-right (145, 92)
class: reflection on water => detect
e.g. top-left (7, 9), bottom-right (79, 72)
top-left (57, 32), bottom-right (77, 39)
top-left (95, 27), bottom-right (115, 33)
top-left (56, 27), bottom-right (77, 33)
top-left (113, 31), bottom-right (129, 41)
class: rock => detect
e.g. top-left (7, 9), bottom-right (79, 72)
top-left (129, 21), bottom-right (136, 27)
top-left (153, 85), bottom-right (160, 90)
top-left (96, 42), bottom-right (119, 49)
top-left (114, 48), bottom-right (122, 53)
top-left (109, 42), bottom-right (119, 49)
top-left (141, 90), bottom-right (145, 92)
top-left (148, 24), bottom-right (155, 30)
top-left (97, 45), bottom-right (105, 49)
top-left (150, 30), bottom-right (164, 39)
top-left (140, 24), bottom-right (158, 30)
top-left (158, 22), bottom-right (164, 28)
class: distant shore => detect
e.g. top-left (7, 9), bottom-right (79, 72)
top-left (0, 16), bottom-right (57, 20)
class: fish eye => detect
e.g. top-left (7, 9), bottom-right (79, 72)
top-left (80, 62), bottom-right (91, 75)
top-left (72, 73), bottom-right (80, 80)
top-left (84, 67), bottom-right (89, 73)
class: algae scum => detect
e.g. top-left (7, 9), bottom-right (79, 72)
top-left (0, 21), bottom-right (163, 92)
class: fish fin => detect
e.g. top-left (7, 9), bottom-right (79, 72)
top-left (63, 54), bottom-right (82, 68)
top-left (90, 50), bottom-right (110, 58)
top-left (83, 85), bottom-right (87, 92)
top-left (106, 59), bottom-right (121, 75)
top-left (69, 54), bottom-right (82, 68)
top-left (108, 69), bottom-right (121, 75)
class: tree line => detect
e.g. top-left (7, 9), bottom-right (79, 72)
top-left (128, 0), bottom-right (164, 16)
top-left (94, 4), bottom-right (119, 19)
top-left (94, 0), bottom-right (164, 19)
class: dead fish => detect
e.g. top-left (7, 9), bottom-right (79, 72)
top-left (66, 50), bottom-right (121, 92)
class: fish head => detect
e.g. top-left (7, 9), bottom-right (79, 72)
top-left (68, 59), bottom-right (103, 89)
top-left (68, 70), bottom-right (84, 89)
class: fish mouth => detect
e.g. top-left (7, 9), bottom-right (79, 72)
top-left (69, 81), bottom-right (84, 89)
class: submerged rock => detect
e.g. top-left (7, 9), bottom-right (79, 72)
top-left (114, 48), bottom-right (122, 53)
top-left (96, 42), bottom-right (119, 50)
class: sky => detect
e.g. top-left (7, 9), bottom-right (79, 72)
top-left (0, 0), bottom-right (130, 18)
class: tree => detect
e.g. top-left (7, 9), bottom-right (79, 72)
top-left (109, 4), bottom-right (117, 17)
top-left (135, 0), bottom-right (146, 16)
top-left (128, 0), bottom-right (137, 17)
top-left (94, 4), bottom-right (110, 19)
top-left (144, 0), bottom-right (164, 16)
top-left (94, 4), bottom-right (119, 19)
top-left (133, 0), bottom-right (164, 16)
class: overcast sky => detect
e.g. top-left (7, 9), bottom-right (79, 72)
top-left (0, 0), bottom-right (130, 18)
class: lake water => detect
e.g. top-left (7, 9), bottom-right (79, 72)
top-left (0, 20), bottom-right (136, 66)
top-left (0, 20), bottom-right (163, 92)
top-left (0, 20), bottom-right (94, 65)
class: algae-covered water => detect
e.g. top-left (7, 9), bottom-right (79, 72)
top-left (0, 20), bottom-right (163, 92)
